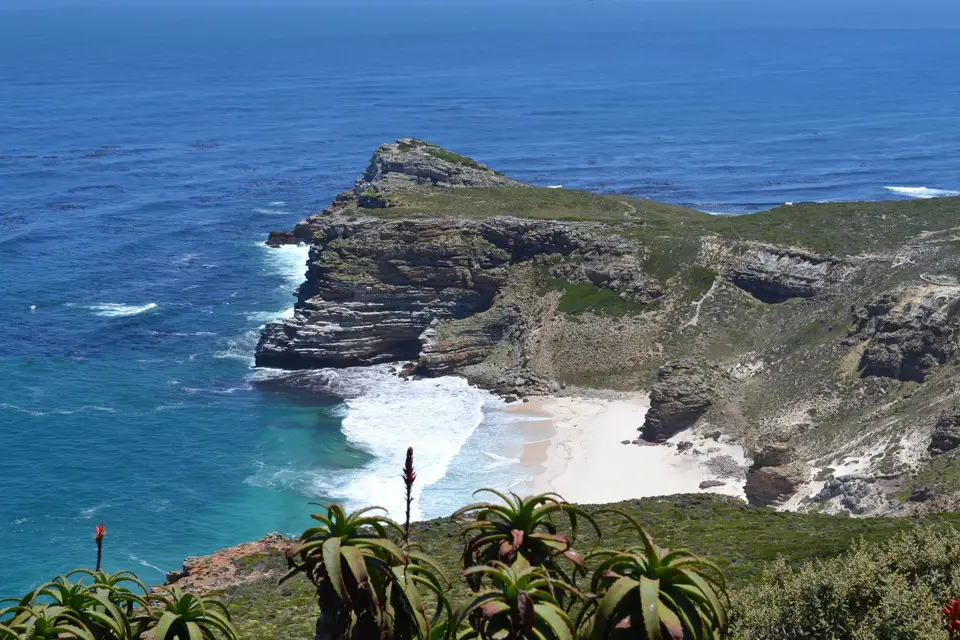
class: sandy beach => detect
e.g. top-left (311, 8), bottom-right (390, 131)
top-left (510, 394), bottom-right (748, 504)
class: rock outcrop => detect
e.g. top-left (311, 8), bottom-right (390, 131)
top-left (850, 284), bottom-right (960, 382)
top-left (725, 243), bottom-right (848, 303)
top-left (640, 359), bottom-right (718, 442)
top-left (929, 409), bottom-right (960, 455)
top-left (355, 138), bottom-right (520, 199)
top-left (744, 463), bottom-right (808, 507)
top-left (256, 216), bottom-right (628, 370)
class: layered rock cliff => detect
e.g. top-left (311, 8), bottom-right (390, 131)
top-left (259, 139), bottom-right (960, 516)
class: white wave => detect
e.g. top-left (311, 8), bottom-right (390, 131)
top-left (269, 201), bottom-right (287, 206)
top-left (258, 241), bottom-right (310, 289)
top-left (246, 365), bottom-right (499, 521)
top-left (87, 302), bottom-right (158, 318)
top-left (0, 403), bottom-right (45, 417)
top-left (885, 186), bottom-right (960, 199)
top-left (128, 554), bottom-right (165, 576)
top-left (254, 208), bottom-right (288, 215)
top-left (50, 406), bottom-right (116, 415)
top-left (79, 503), bottom-right (111, 519)
top-left (14, 518), bottom-right (27, 525)
top-left (546, 185), bottom-right (563, 189)
top-left (215, 242), bottom-right (309, 363)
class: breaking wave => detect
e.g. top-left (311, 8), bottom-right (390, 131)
top-left (885, 186), bottom-right (960, 199)
top-left (86, 302), bottom-right (159, 318)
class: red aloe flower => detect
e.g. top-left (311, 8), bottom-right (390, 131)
top-left (945, 599), bottom-right (960, 639)
top-left (94, 520), bottom-right (106, 571)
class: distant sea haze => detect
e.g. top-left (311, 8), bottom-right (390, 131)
top-left (2, 4), bottom-right (960, 592)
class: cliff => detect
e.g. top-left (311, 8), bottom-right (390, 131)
top-left (258, 139), bottom-right (960, 515)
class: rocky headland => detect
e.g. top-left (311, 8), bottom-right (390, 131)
top-left (257, 138), bottom-right (960, 517)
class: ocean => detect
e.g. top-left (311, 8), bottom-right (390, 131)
top-left (2, 4), bottom-right (960, 592)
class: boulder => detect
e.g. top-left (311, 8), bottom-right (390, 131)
top-left (929, 410), bottom-right (960, 455)
top-left (850, 285), bottom-right (960, 383)
top-left (699, 480), bottom-right (726, 489)
top-left (641, 359), bottom-right (718, 442)
top-left (752, 442), bottom-right (796, 468)
top-left (744, 463), bottom-right (807, 507)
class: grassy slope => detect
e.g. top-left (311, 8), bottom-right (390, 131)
top-left (352, 184), bottom-right (960, 257)
top-left (214, 494), bottom-right (960, 640)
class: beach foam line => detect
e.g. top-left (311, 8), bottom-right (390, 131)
top-left (885, 186), bottom-right (960, 199)
top-left (244, 365), bottom-right (499, 521)
top-left (87, 302), bottom-right (158, 318)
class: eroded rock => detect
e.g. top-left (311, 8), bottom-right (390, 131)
top-left (726, 244), bottom-right (848, 303)
top-left (641, 359), bottom-right (718, 442)
top-left (744, 463), bottom-right (808, 507)
top-left (929, 409), bottom-right (960, 455)
top-left (850, 284), bottom-right (960, 382)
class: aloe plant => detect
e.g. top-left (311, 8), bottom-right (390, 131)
top-left (148, 586), bottom-right (239, 640)
top-left (453, 490), bottom-right (600, 591)
top-left (283, 504), bottom-right (451, 640)
top-left (94, 522), bottom-right (106, 572)
top-left (576, 511), bottom-right (729, 640)
top-left (453, 563), bottom-right (579, 640)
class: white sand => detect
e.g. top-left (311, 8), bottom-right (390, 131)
top-left (511, 394), bottom-right (748, 504)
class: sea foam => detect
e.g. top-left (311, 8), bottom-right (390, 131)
top-left (245, 365), bottom-right (501, 521)
top-left (885, 186), bottom-right (960, 199)
top-left (87, 302), bottom-right (158, 318)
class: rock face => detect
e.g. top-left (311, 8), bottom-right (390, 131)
top-left (851, 285), bottom-right (960, 382)
top-left (814, 475), bottom-right (889, 515)
top-left (929, 410), bottom-right (960, 455)
top-left (744, 463), bottom-right (808, 507)
top-left (726, 244), bottom-right (847, 303)
top-left (640, 359), bottom-right (717, 442)
top-left (255, 216), bottom-right (624, 369)
top-left (355, 138), bottom-right (520, 201)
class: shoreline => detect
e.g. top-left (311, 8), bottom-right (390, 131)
top-left (509, 393), bottom-right (748, 504)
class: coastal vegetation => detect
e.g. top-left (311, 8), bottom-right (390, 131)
top-left (7, 490), bottom-right (960, 639)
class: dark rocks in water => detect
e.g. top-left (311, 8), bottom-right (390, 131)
top-left (908, 487), bottom-right (936, 503)
top-left (641, 359), bottom-right (717, 443)
top-left (850, 285), bottom-right (960, 383)
top-left (676, 441), bottom-right (694, 454)
top-left (699, 480), bottom-right (725, 489)
top-left (726, 243), bottom-right (848, 303)
top-left (744, 464), bottom-right (807, 507)
top-left (929, 409), bottom-right (960, 455)
top-left (265, 230), bottom-right (299, 247)
top-left (250, 370), bottom-right (356, 401)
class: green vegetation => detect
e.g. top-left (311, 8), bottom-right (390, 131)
top-left (454, 564), bottom-right (578, 640)
top-left (281, 504), bottom-right (449, 640)
top-left (395, 139), bottom-right (487, 171)
top-left (350, 179), bottom-right (960, 257)
top-left (207, 493), bottom-right (960, 638)
top-left (732, 526), bottom-right (960, 639)
top-left (452, 490), bottom-right (599, 593)
top-left (0, 569), bottom-right (238, 640)
top-left (577, 510), bottom-right (728, 640)
top-left (557, 284), bottom-right (650, 317)
top-left (900, 452), bottom-right (960, 501)
top-left (685, 266), bottom-right (717, 299)
top-left (366, 186), bottom-right (700, 224)
top-left (15, 492), bottom-right (960, 639)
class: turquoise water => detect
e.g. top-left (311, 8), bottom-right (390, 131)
top-left (3, 4), bottom-right (960, 591)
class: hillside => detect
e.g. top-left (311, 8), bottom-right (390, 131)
top-left (169, 494), bottom-right (960, 640)
top-left (257, 138), bottom-right (960, 517)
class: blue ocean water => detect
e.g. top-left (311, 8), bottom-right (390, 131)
top-left (2, 5), bottom-right (960, 592)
